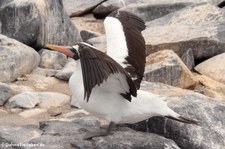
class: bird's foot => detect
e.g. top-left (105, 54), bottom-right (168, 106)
top-left (83, 122), bottom-right (115, 140)
top-left (83, 130), bottom-right (113, 140)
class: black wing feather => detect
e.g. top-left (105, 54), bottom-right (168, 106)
top-left (78, 43), bottom-right (137, 102)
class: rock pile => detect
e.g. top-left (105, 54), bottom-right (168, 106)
top-left (0, 0), bottom-right (225, 148)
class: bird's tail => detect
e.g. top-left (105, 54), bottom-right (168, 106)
top-left (166, 115), bottom-right (201, 126)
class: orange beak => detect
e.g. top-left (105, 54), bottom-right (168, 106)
top-left (45, 44), bottom-right (75, 58)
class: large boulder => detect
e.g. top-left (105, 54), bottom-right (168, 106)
top-left (144, 50), bottom-right (196, 89)
top-left (0, 0), bottom-right (81, 50)
top-left (93, 0), bottom-right (217, 18)
top-left (143, 3), bottom-right (225, 62)
top-left (62, 0), bottom-right (105, 17)
top-left (194, 53), bottom-right (225, 84)
top-left (0, 34), bottom-right (40, 83)
top-left (128, 81), bottom-right (225, 149)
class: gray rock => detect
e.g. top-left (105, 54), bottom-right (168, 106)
top-left (28, 119), bottom-right (179, 149)
top-left (144, 50), bottom-right (196, 89)
top-left (93, 0), bottom-right (212, 18)
top-left (0, 124), bottom-right (41, 147)
top-left (0, 34), bottom-right (40, 83)
top-left (0, 0), bottom-right (81, 50)
top-left (6, 92), bottom-right (70, 109)
top-left (39, 49), bottom-right (67, 70)
top-left (181, 48), bottom-right (195, 70)
top-left (55, 58), bottom-right (76, 81)
top-left (143, 3), bottom-right (225, 62)
top-left (31, 67), bottom-right (59, 77)
top-left (62, 0), bottom-right (105, 17)
top-left (6, 92), bottom-right (41, 109)
top-left (128, 81), bottom-right (225, 149)
top-left (0, 82), bottom-right (13, 106)
top-left (120, 2), bottom-right (192, 22)
top-left (195, 52), bottom-right (225, 84)
top-left (80, 30), bottom-right (100, 42)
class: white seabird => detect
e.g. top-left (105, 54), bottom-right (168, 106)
top-left (46, 10), bottom-right (200, 139)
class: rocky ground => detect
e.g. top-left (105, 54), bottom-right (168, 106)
top-left (0, 0), bottom-right (225, 149)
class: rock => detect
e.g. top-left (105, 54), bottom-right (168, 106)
top-left (128, 81), bottom-right (225, 149)
top-left (28, 119), bottom-right (179, 149)
top-left (181, 48), bottom-right (195, 70)
top-left (0, 34), bottom-right (40, 83)
top-left (6, 92), bottom-right (41, 109)
top-left (194, 74), bottom-right (225, 101)
top-left (19, 108), bottom-right (47, 118)
top-left (120, 2), bottom-right (192, 22)
top-left (0, 82), bottom-right (13, 106)
top-left (71, 14), bottom-right (105, 35)
top-left (0, 125), bottom-right (42, 146)
top-left (9, 84), bottom-right (34, 95)
top-left (143, 3), bottom-right (225, 62)
top-left (39, 49), bottom-right (67, 70)
top-left (80, 30), bottom-right (101, 42)
top-left (62, 109), bottom-right (89, 119)
top-left (0, 0), bottom-right (81, 49)
top-left (55, 58), bottom-right (76, 81)
top-left (144, 50), bottom-right (196, 88)
top-left (93, 0), bottom-right (157, 18)
top-left (93, 0), bottom-right (213, 18)
top-left (13, 74), bottom-right (71, 95)
top-left (38, 92), bottom-right (70, 109)
top-left (86, 36), bottom-right (107, 53)
top-left (194, 53), bottom-right (225, 84)
top-left (31, 67), bottom-right (59, 77)
top-left (62, 0), bottom-right (105, 17)
top-left (6, 92), bottom-right (70, 109)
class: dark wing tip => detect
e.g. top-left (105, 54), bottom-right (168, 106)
top-left (166, 116), bottom-right (201, 126)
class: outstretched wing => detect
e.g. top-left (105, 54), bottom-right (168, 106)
top-left (104, 10), bottom-right (146, 89)
top-left (78, 43), bottom-right (137, 102)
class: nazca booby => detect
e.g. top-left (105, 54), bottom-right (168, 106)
top-left (46, 10), bottom-right (200, 139)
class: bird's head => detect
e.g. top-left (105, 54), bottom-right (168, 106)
top-left (45, 44), bottom-right (80, 60)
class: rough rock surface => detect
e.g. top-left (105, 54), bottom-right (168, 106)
top-left (194, 53), bottom-right (225, 84)
top-left (27, 119), bottom-right (179, 149)
top-left (55, 58), bottom-right (76, 81)
top-left (0, 34), bottom-right (40, 83)
top-left (63, 0), bottom-right (105, 17)
top-left (0, 82), bottom-right (13, 106)
top-left (144, 50), bottom-right (196, 88)
top-left (120, 2), bottom-right (192, 22)
top-left (39, 49), bottom-right (67, 70)
top-left (180, 48), bottom-right (195, 70)
top-left (0, 0), bottom-right (81, 49)
top-left (143, 3), bottom-right (225, 62)
top-left (93, 0), bottom-right (216, 18)
top-left (194, 74), bottom-right (225, 101)
top-left (86, 36), bottom-right (107, 53)
top-left (127, 81), bottom-right (225, 149)
top-left (6, 92), bottom-right (70, 109)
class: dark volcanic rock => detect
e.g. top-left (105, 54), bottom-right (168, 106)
top-left (143, 3), bottom-right (225, 62)
top-left (0, 0), bottom-right (81, 50)
top-left (0, 34), bottom-right (40, 83)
